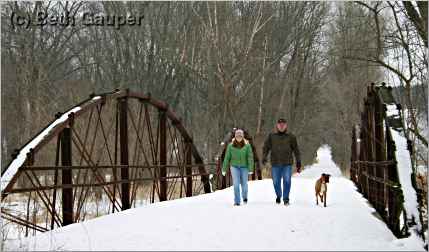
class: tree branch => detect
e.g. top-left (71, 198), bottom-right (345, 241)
top-left (403, 1), bottom-right (428, 47)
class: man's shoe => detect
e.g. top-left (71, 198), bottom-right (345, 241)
top-left (234, 203), bottom-right (240, 206)
top-left (284, 199), bottom-right (289, 206)
top-left (276, 197), bottom-right (281, 204)
top-left (243, 199), bottom-right (248, 204)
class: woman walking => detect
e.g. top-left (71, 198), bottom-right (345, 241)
top-left (222, 129), bottom-right (254, 206)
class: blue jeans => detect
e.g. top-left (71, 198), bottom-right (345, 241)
top-left (230, 166), bottom-right (249, 204)
top-left (272, 165), bottom-right (292, 202)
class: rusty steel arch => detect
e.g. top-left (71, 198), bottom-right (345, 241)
top-left (1, 89), bottom-right (212, 234)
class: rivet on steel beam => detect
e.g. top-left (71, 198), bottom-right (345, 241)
top-left (68, 112), bottom-right (75, 127)
top-left (89, 93), bottom-right (95, 98)
top-left (55, 112), bottom-right (63, 119)
top-left (26, 148), bottom-right (34, 164)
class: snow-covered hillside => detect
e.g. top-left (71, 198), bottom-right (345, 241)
top-left (5, 146), bottom-right (425, 251)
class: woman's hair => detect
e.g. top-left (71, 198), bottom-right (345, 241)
top-left (232, 138), bottom-right (245, 148)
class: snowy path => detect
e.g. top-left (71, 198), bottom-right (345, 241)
top-left (6, 146), bottom-right (424, 251)
top-left (8, 178), bottom-right (424, 251)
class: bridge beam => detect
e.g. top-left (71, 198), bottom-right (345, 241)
top-left (159, 110), bottom-right (167, 201)
top-left (61, 127), bottom-right (73, 226)
top-left (119, 98), bottom-right (130, 210)
top-left (186, 141), bottom-right (193, 197)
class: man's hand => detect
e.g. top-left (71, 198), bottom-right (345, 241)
top-left (222, 171), bottom-right (226, 176)
top-left (296, 161), bottom-right (302, 173)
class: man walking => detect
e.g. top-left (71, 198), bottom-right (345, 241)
top-left (262, 118), bottom-right (301, 205)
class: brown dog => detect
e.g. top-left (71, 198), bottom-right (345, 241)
top-left (315, 173), bottom-right (331, 207)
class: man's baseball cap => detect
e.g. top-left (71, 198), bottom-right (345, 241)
top-left (277, 118), bottom-right (287, 123)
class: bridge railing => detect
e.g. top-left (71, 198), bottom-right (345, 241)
top-left (350, 83), bottom-right (407, 238)
top-left (3, 164), bottom-right (217, 195)
top-left (1, 163), bottom-right (217, 237)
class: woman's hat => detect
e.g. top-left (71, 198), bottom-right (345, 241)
top-left (235, 129), bottom-right (244, 136)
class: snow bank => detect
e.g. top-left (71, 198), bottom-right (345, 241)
top-left (386, 102), bottom-right (422, 231)
top-left (299, 145), bottom-right (343, 178)
top-left (1, 107), bottom-right (81, 190)
top-left (385, 102), bottom-right (424, 244)
top-left (390, 129), bottom-right (421, 230)
top-left (386, 104), bottom-right (400, 119)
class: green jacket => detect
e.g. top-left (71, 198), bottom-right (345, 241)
top-left (222, 143), bottom-right (254, 173)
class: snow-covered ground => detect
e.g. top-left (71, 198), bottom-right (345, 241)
top-left (4, 146), bottom-right (425, 251)
top-left (299, 144), bottom-right (342, 178)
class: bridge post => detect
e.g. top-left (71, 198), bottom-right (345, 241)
top-left (159, 110), bottom-right (167, 201)
top-left (186, 141), bottom-right (193, 197)
top-left (374, 94), bottom-right (386, 215)
top-left (367, 94), bottom-right (375, 205)
top-left (350, 128), bottom-right (357, 184)
top-left (362, 104), bottom-right (370, 199)
top-left (119, 98), bottom-right (130, 210)
top-left (60, 127), bottom-right (73, 226)
top-left (386, 125), bottom-right (401, 235)
top-left (51, 134), bottom-right (61, 230)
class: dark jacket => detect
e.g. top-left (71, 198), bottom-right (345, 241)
top-left (262, 131), bottom-right (301, 167)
